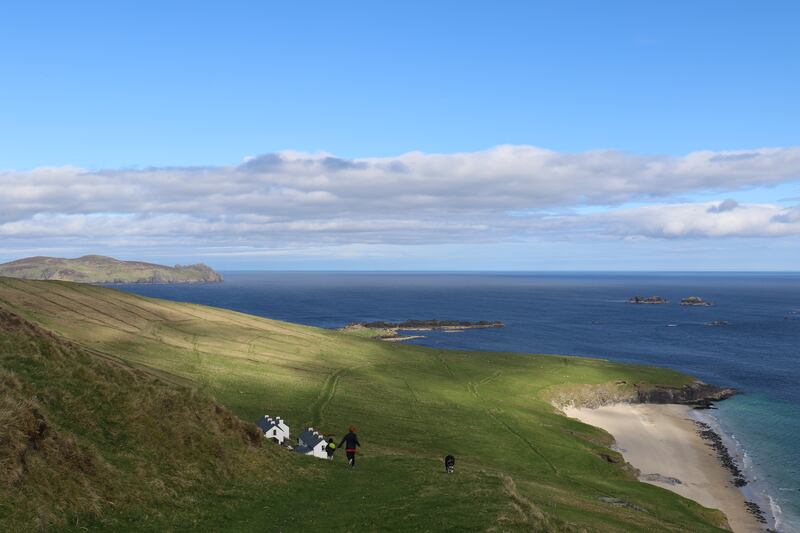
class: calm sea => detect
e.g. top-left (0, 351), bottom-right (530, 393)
top-left (115, 272), bottom-right (800, 531)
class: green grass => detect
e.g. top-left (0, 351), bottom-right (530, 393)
top-left (0, 277), bottom-right (731, 532)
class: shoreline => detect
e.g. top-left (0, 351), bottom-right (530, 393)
top-left (562, 403), bottom-right (768, 532)
top-left (693, 408), bottom-right (786, 532)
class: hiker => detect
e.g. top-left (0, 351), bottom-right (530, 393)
top-left (326, 437), bottom-right (336, 460)
top-left (338, 426), bottom-right (360, 467)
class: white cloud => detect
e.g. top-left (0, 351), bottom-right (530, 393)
top-left (554, 201), bottom-right (800, 239)
top-left (2, 145), bottom-right (800, 253)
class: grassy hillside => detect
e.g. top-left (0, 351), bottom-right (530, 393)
top-left (0, 255), bottom-right (222, 284)
top-left (0, 305), bottom-right (294, 532)
top-left (0, 277), bottom-right (731, 532)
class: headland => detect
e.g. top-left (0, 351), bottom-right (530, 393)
top-left (0, 255), bottom-right (223, 284)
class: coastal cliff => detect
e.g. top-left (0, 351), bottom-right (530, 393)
top-left (635, 381), bottom-right (736, 406)
top-left (0, 255), bottom-right (223, 284)
top-left (548, 379), bottom-right (736, 409)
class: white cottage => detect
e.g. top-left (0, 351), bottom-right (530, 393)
top-left (294, 427), bottom-right (329, 459)
top-left (257, 415), bottom-right (290, 444)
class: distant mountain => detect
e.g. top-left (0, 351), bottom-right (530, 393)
top-left (0, 255), bottom-right (223, 284)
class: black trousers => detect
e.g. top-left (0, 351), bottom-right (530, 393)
top-left (346, 451), bottom-right (356, 465)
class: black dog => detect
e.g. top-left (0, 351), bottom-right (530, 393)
top-left (444, 454), bottom-right (455, 473)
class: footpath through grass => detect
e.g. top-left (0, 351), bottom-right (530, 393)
top-left (0, 278), bottom-right (730, 532)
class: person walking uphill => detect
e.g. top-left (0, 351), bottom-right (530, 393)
top-left (338, 426), bottom-right (360, 468)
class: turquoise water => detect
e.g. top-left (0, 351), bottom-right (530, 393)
top-left (116, 272), bottom-right (800, 530)
top-left (716, 395), bottom-right (799, 531)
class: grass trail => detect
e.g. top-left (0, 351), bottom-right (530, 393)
top-left (309, 366), bottom-right (345, 428)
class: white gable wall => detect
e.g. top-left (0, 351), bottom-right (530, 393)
top-left (276, 418), bottom-right (290, 436)
top-left (311, 441), bottom-right (328, 459)
top-left (265, 426), bottom-right (285, 444)
top-left (261, 415), bottom-right (290, 444)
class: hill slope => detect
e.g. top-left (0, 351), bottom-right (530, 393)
top-left (0, 278), bottom-right (731, 532)
top-left (0, 306), bottom-right (295, 531)
top-left (0, 255), bottom-right (222, 284)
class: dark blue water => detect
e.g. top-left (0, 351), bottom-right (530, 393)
top-left (116, 272), bottom-right (800, 530)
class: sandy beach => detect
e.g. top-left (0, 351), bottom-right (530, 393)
top-left (562, 403), bottom-right (763, 533)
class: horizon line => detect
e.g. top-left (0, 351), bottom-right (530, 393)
top-left (212, 269), bottom-right (800, 274)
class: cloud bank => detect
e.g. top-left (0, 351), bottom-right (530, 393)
top-left (2, 145), bottom-right (800, 256)
top-left (551, 201), bottom-right (800, 239)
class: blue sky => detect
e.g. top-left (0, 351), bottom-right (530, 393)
top-left (1, 1), bottom-right (799, 269)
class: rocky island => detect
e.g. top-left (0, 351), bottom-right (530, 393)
top-left (628, 295), bottom-right (668, 304)
top-left (359, 319), bottom-right (504, 330)
top-left (0, 255), bottom-right (223, 284)
top-left (341, 319), bottom-right (504, 341)
top-left (681, 296), bottom-right (713, 306)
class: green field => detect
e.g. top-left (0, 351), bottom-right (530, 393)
top-left (0, 277), bottom-right (731, 532)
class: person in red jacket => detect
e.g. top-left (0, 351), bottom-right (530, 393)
top-left (338, 426), bottom-right (361, 467)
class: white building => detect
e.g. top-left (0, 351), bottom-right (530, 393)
top-left (294, 427), bottom-right (329, 459)
top-left (257, 415), bottom-right (290, 444)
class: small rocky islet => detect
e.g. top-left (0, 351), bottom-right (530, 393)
top-left (357, 319), bottom-right (504, 330)
top-left (341, 319), bottom-right (505, 342)
top-left (627, 295), bottom-right (714, 306)
top-left (628, 295), bottom-right (668, 304)
top-left (681, 296), bottom-right (713, 306)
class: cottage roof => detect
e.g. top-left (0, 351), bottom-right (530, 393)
top-left (298, 428), bottom-right (325, 448)
top-left (293, 444), bottom-right (311, 454)
top-left (256, 416), bottom-right (278, 433)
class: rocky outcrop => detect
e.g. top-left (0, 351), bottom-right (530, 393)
top-left (635, 381), bottom-right (736, 407)
top-left (356, 319), bottom-right (504, 330)
top-left (681, 296), bottom-right (712, 306)
top-left (548, 379), bottom-right (736, 409)
top-left (695, 421), bottom-right (746, 487)
top-left (342, 319), bottom-right (504, 342)
top-left (628, 296), bottom-right (668, 304)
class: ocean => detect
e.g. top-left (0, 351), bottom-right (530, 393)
top-left (115, 271), bottom-right (800, 531)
